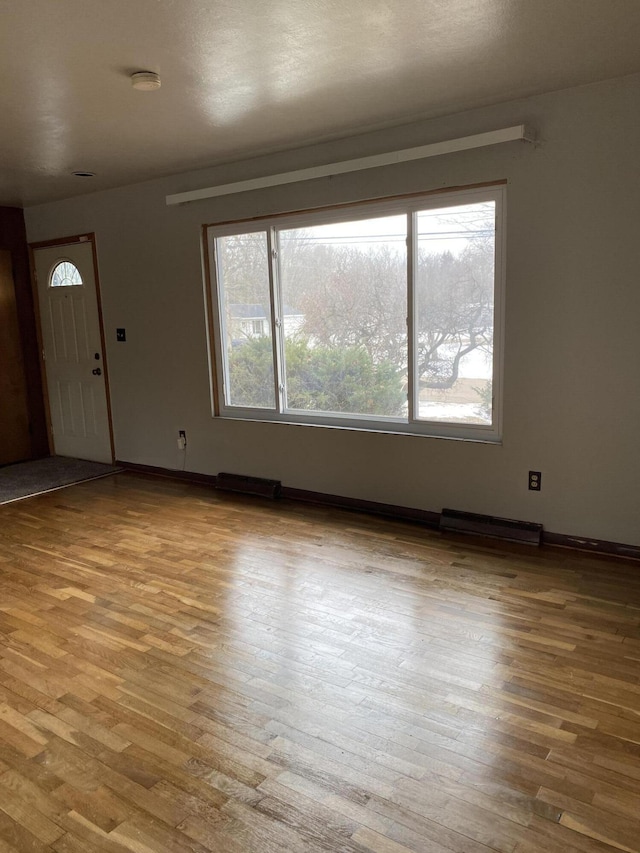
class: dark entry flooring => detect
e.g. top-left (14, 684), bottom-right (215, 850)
top-left (0, 456), bottom-right (121, 504)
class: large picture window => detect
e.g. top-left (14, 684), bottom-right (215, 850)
top-left (206, 185), bottom-right (505, 441)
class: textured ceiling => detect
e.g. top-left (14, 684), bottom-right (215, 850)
top-left (2, 0), bottom-right (640, 207)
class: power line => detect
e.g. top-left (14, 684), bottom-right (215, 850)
top-left (281, 231), bottom-right (493, 243)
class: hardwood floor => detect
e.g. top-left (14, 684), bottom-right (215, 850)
top-left (0, 472), bottom-right (639, 853)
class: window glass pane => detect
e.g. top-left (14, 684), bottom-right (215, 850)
top-left (278, 215), bottom-right (407, 418)
top-left (51, 261), bottom-right (83, 287)
top-left (215, 232), bottom-right (275, 409)
top-left (414, 201), bottom-right (495, 425)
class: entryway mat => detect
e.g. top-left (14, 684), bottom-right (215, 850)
top-left (0, 456), bottom-right (123, 505)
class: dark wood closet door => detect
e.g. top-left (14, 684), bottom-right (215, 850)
top-left (0, 249), bottom-right (31, 464)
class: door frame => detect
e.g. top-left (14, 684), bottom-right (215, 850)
top-left (29, 233), bottom-right (116, 463)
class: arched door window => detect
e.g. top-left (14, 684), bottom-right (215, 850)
top-left (50, 260), bottom-right (83, 288)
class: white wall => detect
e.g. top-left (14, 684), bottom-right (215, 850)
top-left (25, 74), bottom-right (640, 546)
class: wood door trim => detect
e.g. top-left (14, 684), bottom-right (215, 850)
top-left (29, 233), bottom-right (95, 250)
top-left (90, 236), bottom-right (116, 462)
top-left (28, 234), bottom-right (116, 462)
top-left (27, 244), bottom-right (54, 454)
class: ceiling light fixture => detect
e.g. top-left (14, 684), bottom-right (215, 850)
top-left (131, 71), bottom-right (161, 91)
top-left (71, 171), bottom-right (96, 177)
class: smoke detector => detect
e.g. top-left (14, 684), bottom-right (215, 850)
top-left (131, 71), bottom-right (161, 91)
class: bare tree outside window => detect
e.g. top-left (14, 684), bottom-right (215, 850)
top-left (415, 202), bottom-right (495, 424)
top-left (209, 188), bottom-right (502, 437)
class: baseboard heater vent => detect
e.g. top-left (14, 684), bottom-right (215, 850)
top-left (440, 508), bottom-right (542, 545)
top-left (215, 472), bottom-right (281, 499)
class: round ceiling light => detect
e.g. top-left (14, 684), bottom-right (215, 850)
top-left (131, 71), bottom-right (161, 91)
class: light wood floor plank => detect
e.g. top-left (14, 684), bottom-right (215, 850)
top-left (0, 472), bottom-right (638, 851)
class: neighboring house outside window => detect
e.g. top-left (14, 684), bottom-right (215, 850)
top-left (231, 304), bottom-right (304, 342)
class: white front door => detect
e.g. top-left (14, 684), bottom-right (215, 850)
top-left (33, 240), bottom-right (113, 463)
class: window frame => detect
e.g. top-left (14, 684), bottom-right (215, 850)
top-left (205, 184), bottom-right (506, 442)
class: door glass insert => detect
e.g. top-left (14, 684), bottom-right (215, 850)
top-left (50, 260), bottom-right (83, 288)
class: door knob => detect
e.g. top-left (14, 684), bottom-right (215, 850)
top-left (92, 367), bottom-right (102, 376)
